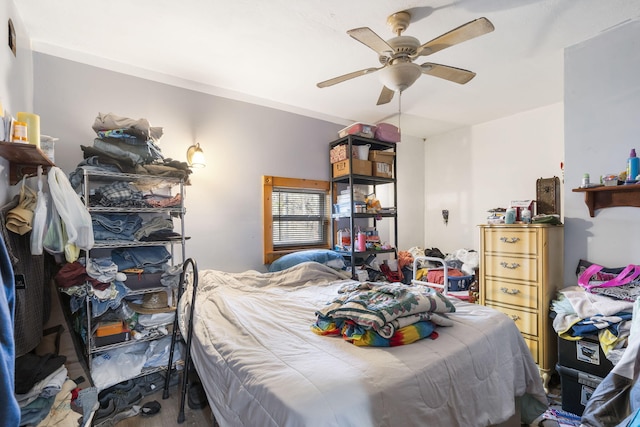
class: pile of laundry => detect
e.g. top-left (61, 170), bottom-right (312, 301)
top-left (68, 112), bottom-right (191, 189)
top-left (14, 352), bottom-right (80, 426)
top-left (552, 261), bottom-right (638, 365)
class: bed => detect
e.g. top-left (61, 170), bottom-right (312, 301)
top-left (176, 261), bottom-right (548, 427)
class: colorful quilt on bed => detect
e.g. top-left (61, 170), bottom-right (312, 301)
top-left (312, 281), bottom-right (455, 345)
top-left (312, 316), bottom-right (438, 346)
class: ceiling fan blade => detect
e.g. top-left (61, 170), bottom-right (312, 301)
top-left (347, 27), bottom-right (394, 56)
top-left (416, 17), bottom-right (494, 57)
top-left (376, 86), bottom-right (395, 105)
top-left (317, 66), bottom-right (383, 88)
top-left (420, 63), bottom-right (476, 84)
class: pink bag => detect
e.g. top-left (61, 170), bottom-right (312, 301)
top-left (374, 123), bottom-right (400, 143)
top-left (578, 263), bottom-right (640, 291)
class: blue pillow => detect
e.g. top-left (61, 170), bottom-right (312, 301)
top-left (269, 250), bottom-right (345, 272)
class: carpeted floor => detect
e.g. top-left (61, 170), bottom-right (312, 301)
top-left (544, 372), bottom-right (582, 427)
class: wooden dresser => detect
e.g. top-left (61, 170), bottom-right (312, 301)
top-left (479, 224), bottom-right (564, 390)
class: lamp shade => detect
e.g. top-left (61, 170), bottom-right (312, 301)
top-left (378, 62), bottom-right (422, 92)
top-left (187, 143), bottom-right (206, 168)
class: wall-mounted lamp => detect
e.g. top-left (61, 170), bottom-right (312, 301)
top-left (442, 209), bottom-right (449, 226)
top-left (187, 143), bottom-right (206, 168)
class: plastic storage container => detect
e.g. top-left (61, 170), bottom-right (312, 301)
top-left (558, 335), bottom-right (614, 378)
top-left (556, 364), bottom-right (603, 416)
top-left (448, 275), bottom-right (474, 291)
top-left (338, 122), bottom-right (376, 139)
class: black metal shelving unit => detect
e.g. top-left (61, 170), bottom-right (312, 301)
top-left (329, 134), bottom-right (398, 278)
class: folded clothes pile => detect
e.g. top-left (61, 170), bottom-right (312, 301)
top-left (68, 112), bottom-right (192, 190)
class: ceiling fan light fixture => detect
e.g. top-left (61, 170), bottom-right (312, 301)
top-left (378, 62), bottom-right (422, 92)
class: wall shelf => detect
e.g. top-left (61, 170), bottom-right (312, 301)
top-left (0, 141), bottom-right (55, 184)
top-left (572, 185), bottom-right (640, 216)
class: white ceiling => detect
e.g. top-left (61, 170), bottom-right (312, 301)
top-left (13, 0), bottom-right (640, 139)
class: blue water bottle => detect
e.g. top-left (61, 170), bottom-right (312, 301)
top-left (628, 149), bottom-right (639, 182)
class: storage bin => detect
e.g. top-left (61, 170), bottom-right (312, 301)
top-left (333, 159), bottom-right (371, 177)
top-left (448, 275), bottom-right (474, 291)
top-left (338, 122), bottom-right (376, 139)
top-left (96, 320), bottom-right (126, 337)
top-left (558, 335), bottom-right (614, 378)
top-left (372, 161), bottom-right (393, 178)
top-left (125, 272), bottom-right (164, 290)
top-left (556, 364), bottom-right (603, 416)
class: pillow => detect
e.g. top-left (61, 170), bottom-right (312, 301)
top-left (269, 250), bottom-right (345, 272)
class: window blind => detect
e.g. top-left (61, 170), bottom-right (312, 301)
top-left (272, 187), bottom-right (328, 248)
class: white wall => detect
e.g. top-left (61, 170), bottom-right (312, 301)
top-left (423, 103), bottom-right (564, 254)
top-left (563, 19), bottom-right (640, 284)
top-left (33, 53), bottom-right (425, 272)
top-left (16, 14), bottom-right (640, 278)
top-left (0, 2), bottom-right (34, 203)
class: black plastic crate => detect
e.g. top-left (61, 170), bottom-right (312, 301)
top-left (556, 364), bottom-right (603, 416)
top-left (558, 335), bottom-right (613, 378)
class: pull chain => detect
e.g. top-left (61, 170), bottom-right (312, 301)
top-left (398, 90), bottom-right (402, 141)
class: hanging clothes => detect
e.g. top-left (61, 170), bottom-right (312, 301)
top-left (6, 176), bottom-right (37, 236)
top-left (30, 166), bottom-right (49, 256)
top-left (0, 230), bottom-right (19, 426)
top-left (47, 166), bottom-right (94, 262)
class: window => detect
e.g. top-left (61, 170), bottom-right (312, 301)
top-left (263, 176), bottom-right (330, 264)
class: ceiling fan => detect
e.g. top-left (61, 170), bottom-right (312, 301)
top-left (317, 11), bottom-right (495, 105)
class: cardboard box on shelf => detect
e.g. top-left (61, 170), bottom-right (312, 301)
top-left (333, 159), bottom-right (371, 177)
top-left (369, 151), bottom-right (395, 164)
top-left (372, 161), bottom-right (393, 178)
top-left (330, 145), bottom-right (357, 164)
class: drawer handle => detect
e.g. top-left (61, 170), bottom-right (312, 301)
top-left (500, 262), bottom-right (520, 270)
top-left (500, 237), bottom-right (520, 244)
top-left (500, 287), bottom-right (520, 295)
top-left (510, 314), bottom-right (520, 321)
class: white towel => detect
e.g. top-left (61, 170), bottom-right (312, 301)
top-left (560, 285), bottom-right (634, 318)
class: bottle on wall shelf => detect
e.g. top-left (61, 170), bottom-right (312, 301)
top-left (627, 149), bottom-right (639, 182)
top-left (581, 173), bottom-right (590, 188)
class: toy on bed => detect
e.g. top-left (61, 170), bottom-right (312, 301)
top-left (412, 256), bottom-right (475, 301)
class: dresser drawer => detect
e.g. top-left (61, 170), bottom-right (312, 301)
top-left (483, 228), bottom-right (538, 255)
top-left (486, 303), bottom-right (538, 337)
top-left (522, 336), bottom-right (539, 365)
top-left (484, 278), bottom-right (538, 310)
top-left (484, 254), bottom-right (538, 282)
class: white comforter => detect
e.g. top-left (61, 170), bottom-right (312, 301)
top-left (179, 262), bottom-right (546, 427)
